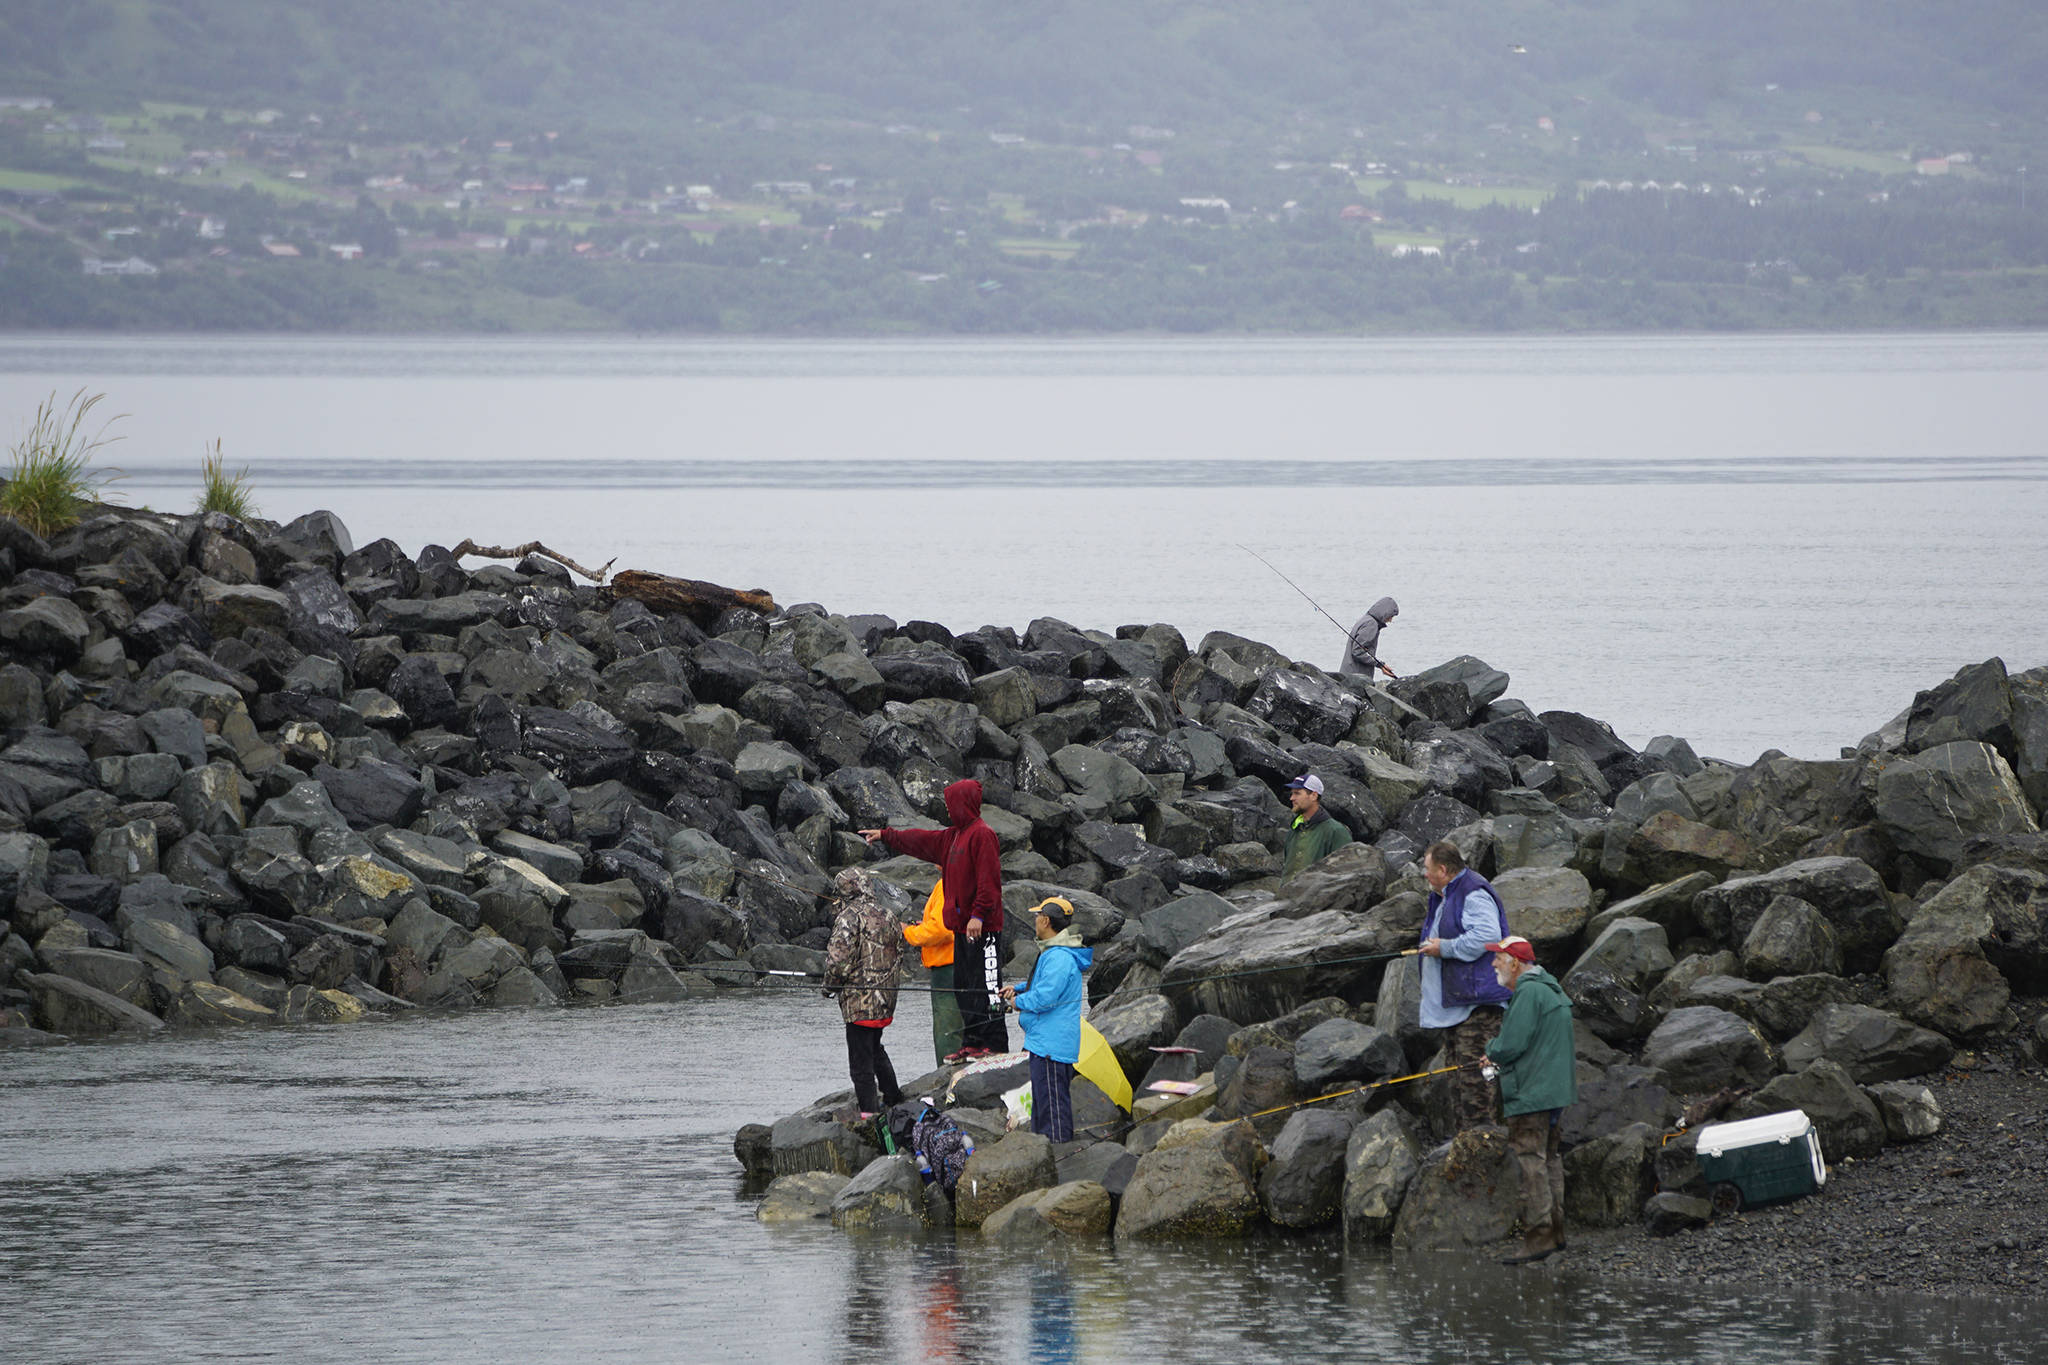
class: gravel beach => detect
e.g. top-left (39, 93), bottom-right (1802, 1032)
top-left (1575, 1001), bottom-right (2048, 1302)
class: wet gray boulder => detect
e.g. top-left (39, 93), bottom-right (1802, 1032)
top-left (1602, 811), bottom-right (1755, 891)
top-left (1561, 1064), bottom-right (1679, 1145)
top-left (1904, 658), bottom-right (2019, 760)
top-left (37, 946), bottom-right (153, 1010)
top-left (1492, 866), bottom-right (1593, 961)
top-left (1216, 1045), bottom-right (1302, 1137)
top-left (756, 1171), bottom-right (849, 1223)
top-left (1341, 1107), bottom-right (1424, 1242)
top-left (1087, 991), bottom-right (1179, 1075)
top-left (1882, 894), bottom-right (2012, 1040)
top-left (1563, 1122), bottom-right (1658, 1228)
top-left (1246, 668), bottom-right (1362, 746)
top-left (1780, 1003), bottom-right (1954, 1082)
top-left (1135, 889), bottom-right (1234, 967)
top-left (1257, 1109), bottom-right (1355, 1229)
top-left (1694, 858), bottom-right (1900, 974)
top-left (1161, 906), bottom-right (1407, 1024)
top-left (1907, 863), bottom-right (2048, 992)
top-left (1644, 1192), bottom-right (1712, 1237)
top-left (1292, 1018), bottom-right (1405, 1091)
top-left (829, 1154), bottom-right (930, 1233)
top-left (1740, 895), bottom-right (1843, 979)
top-left (314, 759), bottom-right (425, 830)
top-left (1727, 1058), bottom-right (1884, 1161)
top-left (1114, 1143), bottom-right (1262, 1241)
top-left (1562, 917), bottom-right (1675, 1042)
top-left (0, 595), bottom-right (93, 658)
top-left (126, 914), bottom-right (215, 986)
top-left (1390, 1127), bottom-right (1522, 1251)
top-left (954, 1131), bottom-right (1058, 1229)
top-left (24, 971), bottom-right (165, 1036)
top-left (983, 1180), bottom-right (1115, 1244)
top-left (1275, 842), bottom-right (1389, 915)
top-left (521, 707), bottom-right (635, 786)
top-left (1641, 1006), bottom-right (1778, 1092)
top-left (1873, 741), bottom-right (2038, 871)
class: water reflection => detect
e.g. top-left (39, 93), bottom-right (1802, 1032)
top-left (2, 999), bottom-right (2043, 1364)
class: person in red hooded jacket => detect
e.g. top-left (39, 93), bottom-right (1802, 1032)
top-left (861, 779), bottom-right (1009, 1060)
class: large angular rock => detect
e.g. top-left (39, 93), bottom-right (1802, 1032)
top-left (1604, 811), bottom-right (1754, 890)
top-left (1882, 893), bottom-right (2013, 1040)
top-left (1292, 1018), bottom-right (1405, 1091)
top-left (1873, 741), bottom-right (2038, 870)
top-left (1114, 1144), bottom-right (1262, 1241)
top-left (1390, 1127), bottom-right (1522, 1251)
top-left (1726, 1059), bottom-right (1885, 1161)
top-left (1245, 668), bottom-right (1362, 746)
top-left (829, 1154), bottom-right (930, 1233)
top-left (314, 759), bottom-right (426, 831)
top-left (1562, 917), bottom-right (1675, 1042)
top-left (1781, 1003), bottom-right (1955, 1082)
top-left (1160, 905), bottom-right (1408, 1025)
top-left (1694, 858), bottom-right (1900, 974)
top-left (1341, 1107), bottom-right (1424, 1242)
top-left (37, 947), bottom-right (152, 1009)
top-left (755, 1170), bottom-right (850, 1223)
top-left (1641, 1006), bottom-right (1778, 1092)
top-left (1908, 863), bottom-right (2048, 994)
top-left (1257, 1109), bottom-right (1355, 1229)
top-left (0, 595), bottom-right (93, 658)
top-left (1491, 866), bottom-right (1593, 960)
top-left (954, 1131), bottom-right (1058, 1229)
top-left (1740, 895), bottom-right (1843, 979)
top-left (1905, 659), bottom-right (2018, 760)
top-left (982, 1180), bottom-right (1115, 1244)
top-left (24, 971), bottom-right (165, 1036)
top-left (164, 980), bottom-right (276, 1027)
top-left (1563, 1122), bottom-right (1657, 1229)
top-left (1561, 1064), bottom-right (1679, 1145)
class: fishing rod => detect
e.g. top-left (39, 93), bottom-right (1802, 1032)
top-left (711, 946), bottom-right (1420, 995)
top-left (1235, 543), bottom-right (1397, 678)
top-left (1061, 1058), bottom-right (1479, 1141)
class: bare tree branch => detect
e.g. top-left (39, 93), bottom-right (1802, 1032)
top-left (449, 538), bottom-right (616, 583)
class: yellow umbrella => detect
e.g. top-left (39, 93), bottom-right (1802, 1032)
top-left (1076, 1019), bottom-right (1132, 1112)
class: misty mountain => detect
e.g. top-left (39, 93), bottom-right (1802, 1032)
top-left (6, 1), bottom-right (2046, 146)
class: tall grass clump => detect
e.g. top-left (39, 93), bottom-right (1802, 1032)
top-left (196, 440), bottom-right (258, 520)
top-left (0, 389), bottom-right (125, 537)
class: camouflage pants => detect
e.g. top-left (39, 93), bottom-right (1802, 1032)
top-left (1446, 1007), bottom-right (1503, 1131)
top-left (1507, 1110), bottom-right (1566, 1231)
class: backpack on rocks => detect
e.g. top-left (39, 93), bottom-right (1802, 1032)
top-left (910, 1104), bottom-right (976, 1195)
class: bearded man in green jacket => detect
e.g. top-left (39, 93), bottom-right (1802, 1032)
top-left (1483, 934), bottom-right (1577, 1265)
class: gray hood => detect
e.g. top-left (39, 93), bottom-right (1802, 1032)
top-left (1369, 596), bottom-right (1399, 625)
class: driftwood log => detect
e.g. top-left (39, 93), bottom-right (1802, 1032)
top-left (611, 569), bottom-right (778, 626)
top-left (450, 539), bottom-right (615, 582)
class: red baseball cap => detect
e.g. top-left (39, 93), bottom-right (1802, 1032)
top-left (1484, 936), bottom-right (1535, 963)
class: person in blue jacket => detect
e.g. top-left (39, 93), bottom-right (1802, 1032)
top-left (1000, 896), bottom-right (1092, 1143)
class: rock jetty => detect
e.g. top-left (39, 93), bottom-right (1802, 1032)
top-left (3, 501), bottom-right (2045, 1273)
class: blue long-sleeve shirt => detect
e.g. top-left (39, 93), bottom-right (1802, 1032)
top-left (1013, 940), bottom-right (1091, 1065)
top-left (1418, 888), bottom-right (1502, 1029)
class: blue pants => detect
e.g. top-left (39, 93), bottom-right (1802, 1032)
top-left (1029, 1052), bottom-right (1075, 1143)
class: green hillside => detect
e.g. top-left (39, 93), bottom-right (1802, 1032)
top-left (6, 1), bottom-right (2046, 151)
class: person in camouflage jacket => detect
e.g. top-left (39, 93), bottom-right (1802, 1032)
top-left (823, 867), bottom-right (907, 1116)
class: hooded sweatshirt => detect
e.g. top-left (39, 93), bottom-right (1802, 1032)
top-left (878, 779), bottom-right (1004, 935)
top-left (821, 868), bottom-right (905, 1027)
top-left (1011, 928), bottom-right (1093, 1065)
top-left (1339, 596), bottom-right (1399, 676)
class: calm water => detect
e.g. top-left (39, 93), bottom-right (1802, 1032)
top-left (3, 995), bottom-right (2044, 1365)
top-left (3, 331), bottom-right (2047, 760)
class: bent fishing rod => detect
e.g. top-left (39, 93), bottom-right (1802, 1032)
top-left (1235, 543), bottom-right (1397, 678)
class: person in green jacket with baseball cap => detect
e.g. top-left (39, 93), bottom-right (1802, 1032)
top-left (1281, 773), bottom-right (1351, 879)
top-left (1483, 934), bottom-right (1577, 1265)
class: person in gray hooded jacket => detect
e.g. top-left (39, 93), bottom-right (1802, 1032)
top-left (1339, 596), bottom-right (1399, 678)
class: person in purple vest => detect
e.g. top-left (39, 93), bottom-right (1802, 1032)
top-left (1417, 839), bottom-right (1513, 1131)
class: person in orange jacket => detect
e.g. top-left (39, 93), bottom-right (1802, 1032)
top-left (903, 880), bottom-right (966, 1065)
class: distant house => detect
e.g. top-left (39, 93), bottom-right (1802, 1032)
top-left (1390, 243), bottom-right (1442, 259)
top-left (328, 243), bottom-right (364, 260)
top-left (1916, 159), bottom-right (1951, 176)
top-left (85, 136), bottom-right (126, 151)
top-left (749, 180), bottom-right (812, 196)
top-left (262, 242), bottom-right (301, 257)
top-left (1339, 205), bottom-right (1382, 222)
top-left (0, 96), bottom-right (54, 110)
top-left (988, 133), bottom-right (1026, 146)
top-left (1179, 196), bottom-right (1230, 211)
top-left (81, 256), bottom-right (157, 276)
